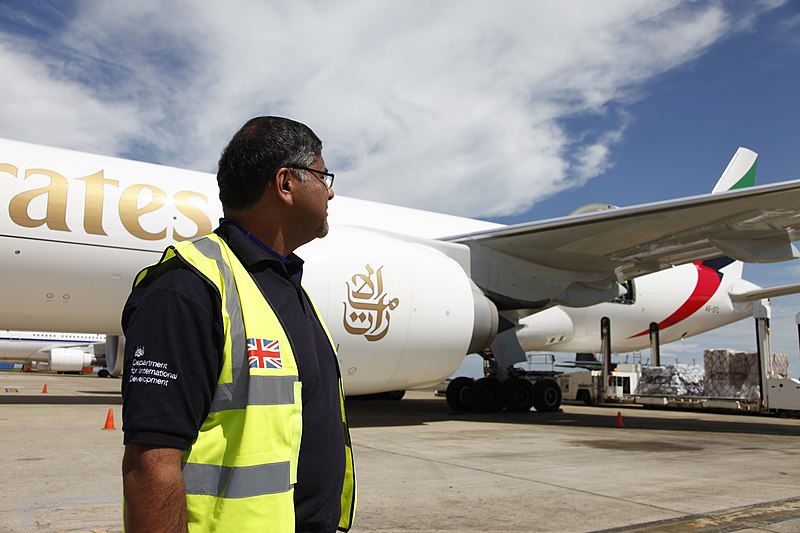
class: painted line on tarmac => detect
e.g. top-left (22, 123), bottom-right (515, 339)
top-left (595, 496), bottom-right (800, 532)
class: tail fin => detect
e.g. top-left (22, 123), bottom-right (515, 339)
top-left (712, 147), bottom-right (758, 193)
top-left (707, 148), bottom-right (757, 278)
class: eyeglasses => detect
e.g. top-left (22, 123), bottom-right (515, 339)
top-left (288, 166), bottom-right (335, 189)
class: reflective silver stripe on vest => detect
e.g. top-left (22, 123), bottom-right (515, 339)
top-left (191, 237), bottom-right (297, 412)
top-left (210, 374), bottom-right (297, 411)
top-left (182, 461), bottom-right (291, 498)
top-left (193, 237), bottom-right (246, 383)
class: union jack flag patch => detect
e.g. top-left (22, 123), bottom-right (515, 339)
top-left (247, 338), bottom-right (282, 369)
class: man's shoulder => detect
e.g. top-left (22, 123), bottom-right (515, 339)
top-left (137, 254), bottom-right (197, 287)
top-left (123, 254), bottom-right (222, 333)
top-left (130, 254), bottom-right (217, 304)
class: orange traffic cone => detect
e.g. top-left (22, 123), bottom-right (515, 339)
top-left (615, 411), bottom-right (624, 428)
top-left (102, 408), bottom-right (116, 430)
top-left (41, 384), bottom-right (48, 394)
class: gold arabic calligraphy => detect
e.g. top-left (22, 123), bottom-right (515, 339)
top-left (343, 264), bottom-right (400, 341)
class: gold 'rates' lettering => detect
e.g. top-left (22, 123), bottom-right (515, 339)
top-left (77, 171), bottom-right (119, 236)
top-left (173, 190), bottom-right (212, 241)
top-left (119, 184), bottom-right (168, 241)
top-left (3, 163), bottom-right (212, 241)
top-left (0, 163), bottom-right (18, 177)
top-left (9, 169), bottom-right (70, 231)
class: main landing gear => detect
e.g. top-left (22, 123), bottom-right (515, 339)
top-left (448, 328), bottom-right (563, 413)
top-left (446, 345), bottom-right (563, 415)
top-left (446, 376), bottom-right (562, 413)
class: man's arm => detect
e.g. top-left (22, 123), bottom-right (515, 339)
top-left (122, 444), bottom-right (188, 533)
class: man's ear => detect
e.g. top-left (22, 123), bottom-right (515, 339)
top-left (273, 167), bottom-right (295, 206)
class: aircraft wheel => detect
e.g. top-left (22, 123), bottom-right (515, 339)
top-left (502, 378), bottom-right (535, 412)
top-left (98, 369), bottom-right (110, 378)
top-left (470, 377), bottom-right (503, 413)
top-left (446, 377), bottom-right (475, 412)
top-left (532, 379), bottom-right (562, 412)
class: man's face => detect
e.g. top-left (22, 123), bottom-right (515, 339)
top-left (293, 154), bottom-right (334, 242)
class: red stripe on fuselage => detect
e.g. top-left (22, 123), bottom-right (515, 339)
top-left (628, 263), bottom-right (722, 338)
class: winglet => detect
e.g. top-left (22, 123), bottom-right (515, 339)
top-left (712, 147), bottom-right (758, 193)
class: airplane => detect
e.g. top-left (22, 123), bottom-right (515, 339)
top-left (0, 330), bottom-right (107, 373)
top-left (1, 138), bottom-right (799, 413)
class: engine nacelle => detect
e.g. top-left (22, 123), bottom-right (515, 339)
top-left (49, 348), bottom-right (93, 372)
top-left (517, 307), bottom-right (575, 351)
top-left (299, 226), bottom-right (498, 395)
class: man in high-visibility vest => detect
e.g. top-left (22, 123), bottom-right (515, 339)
top-left (121, 116), bottom-right (356, 532)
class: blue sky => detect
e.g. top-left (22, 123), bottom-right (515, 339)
top-left (0, 1), bottom-right (798, 371)
top-left (493, 2), bottom-right (800, 225)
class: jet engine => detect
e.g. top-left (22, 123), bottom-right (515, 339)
top-left (300, 226), bottom-right (498, 395)
top-left (49, 348), bottom-right (94, 372)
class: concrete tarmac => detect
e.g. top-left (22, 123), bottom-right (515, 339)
top-left (2, 372), bottom-right (800, 532)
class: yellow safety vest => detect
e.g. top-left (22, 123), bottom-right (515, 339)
top-left (133, 234), bottom-right (356, 532)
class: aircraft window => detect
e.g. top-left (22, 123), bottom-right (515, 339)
top-left (612, 280), bottom-right (635, 304)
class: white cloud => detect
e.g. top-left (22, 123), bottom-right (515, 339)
top-left (0, 0), bottom-right (779, 216)
top-left (0, 41), bottom-right (140, 154)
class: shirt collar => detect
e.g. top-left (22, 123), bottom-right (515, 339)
top-left (218, 218), bottom-right (290, 263)
top-left (215, 219), bottom-right (304, 271)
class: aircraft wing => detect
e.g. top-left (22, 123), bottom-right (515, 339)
top-left (444, 179), bottom-right (800, 310)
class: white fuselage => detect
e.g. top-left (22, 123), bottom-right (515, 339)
top-left (518, 263), bottom-right (759, 353)
top-left (0, 331), bottom-right (105, 364)
top-left (0, 138), bottom-right (759, 393)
